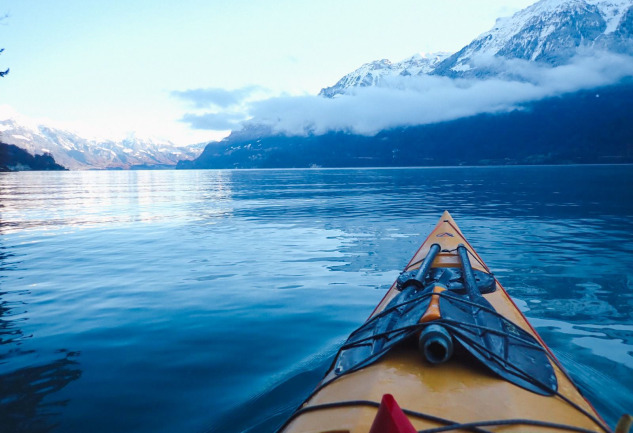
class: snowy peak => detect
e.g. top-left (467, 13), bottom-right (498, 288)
top-left (0, 118), bottom-right (203, 170)
top-left (321, 0), bottom-right (633, 95)
top-left (399, 52), bottom-right (453, 74)
top-left (319, 59), bottom-right (394, 98)
top-left (432, 0), bottom-right (633, 76)
top-left (577, 0), bottom-right (630, 33)
top-left (319, 52), bottom-right (450, 97)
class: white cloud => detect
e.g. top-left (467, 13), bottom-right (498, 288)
top-left (179, 52), bottom-right (633, 136)
top-left (172, 85), bottom-right (267, 109)
top-left (181, 111), bottom-right (247, 131)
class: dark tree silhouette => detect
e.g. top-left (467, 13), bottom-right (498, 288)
top-left (0, 48), bottom-right (8, 77)
top-left (1, 13), bottom-right (8, 77)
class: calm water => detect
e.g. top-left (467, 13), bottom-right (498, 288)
top-left (1, 166), bottom-right (632, 433)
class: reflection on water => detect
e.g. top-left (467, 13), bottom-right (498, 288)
top-left (0, 237), bottom-right (81, 433)
top-left (2, 166), bottom-right (632, 233)
top-left (203, 349), bottom-right (337, 433)
top-left (0, 352), bottom-right (81, 433)
top-left (0, 170), bottom-right (235, 233)
top-left (0, 308), bottom-right (81, 433)
top-left (0, 166), bottom-right (631, 432)
top-left (527, 311), bottom-right (633, 422)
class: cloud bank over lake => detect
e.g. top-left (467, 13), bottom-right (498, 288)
top-left (176, 52), bottom-right (633, 136)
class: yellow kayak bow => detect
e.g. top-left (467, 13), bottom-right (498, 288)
top-left (279, 211), bottom-right (617, 433)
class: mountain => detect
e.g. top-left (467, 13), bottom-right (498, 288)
top-left (0, 118), bottom-right (204, 170)
top-left (321, 0), bottom-right (633, 95)
top-left (434, 0), bottom-right (633, 77)
top-left (0, 142), bottom-right (67, 172)
top-left (319, 53), bottom-right (450, 98)
top-left (178, 81), bottom-right (633, 169)
top-left (182, 0), bottom-right (633, 170)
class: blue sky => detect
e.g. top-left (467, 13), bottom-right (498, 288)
top-left (0, 0), bottom-right (536, 144)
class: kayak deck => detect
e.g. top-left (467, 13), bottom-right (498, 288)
top-left (280, 211), bottom-right (609, 433)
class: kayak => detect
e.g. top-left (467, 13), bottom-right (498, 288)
top-left (277, 211), bottom-right (626, 433)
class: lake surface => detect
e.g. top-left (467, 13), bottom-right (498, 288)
top-left (1, 166), bottom-right (632, 433)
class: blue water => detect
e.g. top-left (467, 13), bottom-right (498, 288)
top-left (0, 166), bottom-right (632, 433)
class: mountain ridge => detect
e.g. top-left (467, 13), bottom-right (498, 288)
top-left (183, 0), bottom-right (633, 169)
top-left (321, 0), bottom-right (633, 96)
top-left (0, 118), bottom-right (204, 170)
top-left (319, 53), bottom-right (451, 98)
top-left (0, 142), bottom-right (67, 172)
top-left (178, 80), bottom-right (633, 169)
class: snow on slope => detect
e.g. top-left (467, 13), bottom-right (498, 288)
top-left (435, 0), bottom-right (633, 76)
top-left (321, 0), bottom-right (633, 95)
top-left (319, 52), bottom-right (450, 97)
top-left (0, 117), bottom-right (204, 170)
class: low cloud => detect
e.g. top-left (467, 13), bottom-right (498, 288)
top-left (178, 51), bottom-right (633, 136)
top-left (181, 112), bottom-right (247, 130)
top-left (172, 85), bottom-right (264, 109)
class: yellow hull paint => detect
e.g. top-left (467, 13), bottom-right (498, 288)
top-left (282, 211), bottom-right (609, 433)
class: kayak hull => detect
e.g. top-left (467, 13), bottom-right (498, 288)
top-left (281, 211), bottom-right (608, 433)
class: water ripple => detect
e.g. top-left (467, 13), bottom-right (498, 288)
top-left (0, 166), bottom-right (632, 432)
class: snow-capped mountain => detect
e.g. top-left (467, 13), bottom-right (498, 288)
top-left (319, 53), bottom-right (450, 97)
top-left (435, 0), bottom-right (633, 77)
top-left (0, 118), bottom-right (204, 170)
top-left (321, 0), bottom-right (633, 95)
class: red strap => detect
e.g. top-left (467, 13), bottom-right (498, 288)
top-left (368, 394), bottom-right (417, 433)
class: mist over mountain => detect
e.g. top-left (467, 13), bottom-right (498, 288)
top-left (0, 118), bottom-right (204, 170)
top-left (180, 0), bottom-right (633, 169)
top-left (319, 53), bottom-right (451, 98)
top-left (178, 80), bottom-right (633, 169)
top-left (322, 0), bottom-right (633, 96)
top-left (434, 0), bottom-right (633, 77)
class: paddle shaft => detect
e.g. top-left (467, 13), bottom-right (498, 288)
top-left (457, 243), bottom-right (502, 356)
top-left (414, 243), bottom-right (441, 284)
top-left (457, 244), bottom-right (481, 301)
